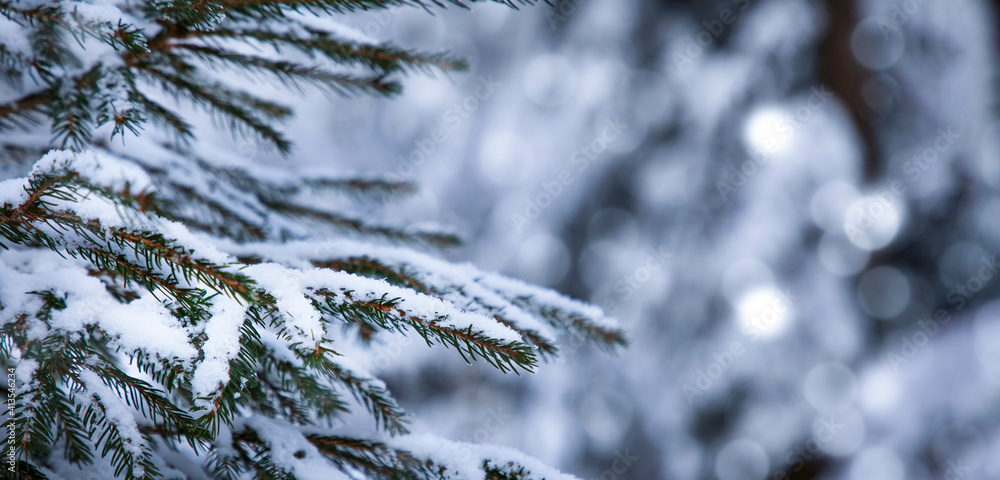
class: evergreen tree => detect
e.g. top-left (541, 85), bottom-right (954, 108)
top-left (0, 0), bottom-right (626, 478)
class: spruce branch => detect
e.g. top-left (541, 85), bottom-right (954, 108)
top-left (306, 434), bottom-right (431, 478)
top-left (139, 64), bottom-right (296, 153)
top-left (315, 290), bottom-right (538, 374)
top-left (316, 257), bottom-right (432, 293)
top-left (0, 0), bottom-right (629, 474)
top-left (175, 43), bottom-right (408, 95)
top-left (193, 28), bottom-right (467, 74)
top-left (258, 196), bottom-right (462, 247)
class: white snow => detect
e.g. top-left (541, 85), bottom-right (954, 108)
top-left (14, 359), bottom-right (39, 389)
top-left (243, 263), bottom-right (327, 347)
top-left (236, 417), bottom-right (354, 480)
top-left (64, 0), bottom-right (126, 26)
top-left (0, 17), bottom-right (32, 58)
top-left (390, 434), bottom-right (581, 480)
top-left (0, 178), bottom-right (30, 206)
top-left (77, 369), bottom-right (147, 477)
top-left (243, 261), bottom-right (526, 345)
top-left (31, 149), bottom-right (154, 193)
top-left (284, 11), bottom-right (379, 45)
top-left (157, 219), bottom-right (235, 266)
top-left (191, 296), bottom-right (247, 408)
top-left (0, 249), bottom-right (197, 361)
top-left (215, 239), bottom-right (623, 345)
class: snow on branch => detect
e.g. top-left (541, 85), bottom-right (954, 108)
top-left (0, 148), bottom-right (621, 478)
top-left (0, 0), bottom-right (623, 476)
top-left (220, 239), bottom-right (627, 355)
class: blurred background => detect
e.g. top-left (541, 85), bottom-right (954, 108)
top-left (234, 0), bottom-right (1000, 478)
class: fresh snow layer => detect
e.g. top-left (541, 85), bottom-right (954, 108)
top-left (77, 369), bottom-right (147, 477)
top-left (32, 149), bottom-right (153, 193)
top-left (0, 16), bottom-right (31, 58)
top-left (0, 177), bottom-right (29, 206)
top-left (390, 434), bottom-right (581, 480)
top-left (284, 11), bottom-right (379, 44)
top-left (191, 296), bottom-right (248, 408)
top-left (222, 239), bottom-right (620, 340)
top-left (0, 249), bottom-right (197, 361)
top-left (235, 417), bottom-right (355, 480)
top-left (243, 262), bottom-right (525, 346)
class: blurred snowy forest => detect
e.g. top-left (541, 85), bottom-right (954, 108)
top-left (229, 0), bottom-right (1000, 479)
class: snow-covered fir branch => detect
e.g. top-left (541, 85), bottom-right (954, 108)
top-left (0, 0), bottom-right (623, 478)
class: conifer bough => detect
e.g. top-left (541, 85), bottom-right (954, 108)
top-left (0, 0), bottom-right (625, 478)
